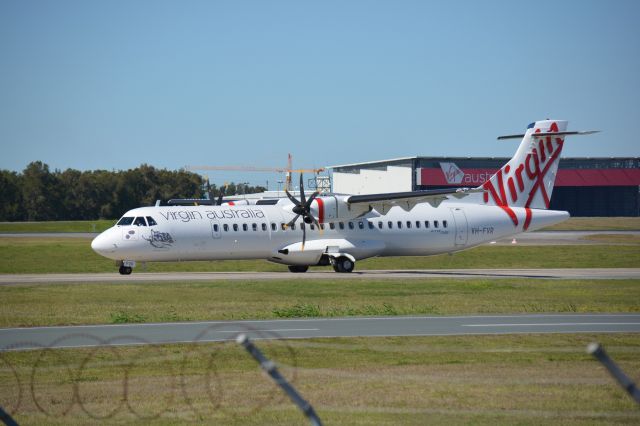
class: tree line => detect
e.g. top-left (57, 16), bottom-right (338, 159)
top-left (0, 162), bottom-right (266, 221)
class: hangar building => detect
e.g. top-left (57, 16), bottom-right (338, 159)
top-left (329, 157), bottom-right (640, 217)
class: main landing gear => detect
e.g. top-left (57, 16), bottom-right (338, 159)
top-left (286, 256), bottom-right (355, 273)
top-left (332, 256), bottom-right (355, 273)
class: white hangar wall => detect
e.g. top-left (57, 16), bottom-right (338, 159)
top-left (332, 164), bottom-right (413, 195)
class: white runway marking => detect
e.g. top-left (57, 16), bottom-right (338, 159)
top-left (463, 322), bottom-right (640, 327)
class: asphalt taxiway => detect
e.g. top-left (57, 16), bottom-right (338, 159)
top-left (2, 314), bottom-right (639, 351)
top-left (0, 268), bottom-right (639, 285)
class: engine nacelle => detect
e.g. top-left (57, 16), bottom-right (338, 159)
top-left (308, 195), bottom-right (371, 224)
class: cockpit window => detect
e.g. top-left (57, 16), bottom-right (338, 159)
top-left (117, 217), bottom-right (134, 226)
top-left (146, 216), bottom-right (157, 226)
top-left (133, 217), bottom-right (147, 226)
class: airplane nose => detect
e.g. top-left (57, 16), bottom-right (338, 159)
top-left (91, 232), bottom-right (116, 255)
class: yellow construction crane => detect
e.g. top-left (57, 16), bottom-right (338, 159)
top-left (186, 154), bottom-right (325, 191)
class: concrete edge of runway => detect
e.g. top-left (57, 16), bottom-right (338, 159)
top-left (1, 268), bottom-right (639, 285)
top-left (2, 313), bottom-right (640, 352)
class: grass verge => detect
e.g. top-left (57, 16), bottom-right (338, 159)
top-left (1, 334), bottom-right (639, 425)
top-left (1, 278), bottom-right (639, 327)
top-left (0, 220), bottom-right (114, 233)
top-left (541, 217), bottom-right (640, 231)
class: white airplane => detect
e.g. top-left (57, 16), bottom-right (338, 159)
top-left (91, 120), bottom-right (597, 275)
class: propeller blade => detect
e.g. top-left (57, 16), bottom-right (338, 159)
top-left (301, 222), bottom-right (306, 251)
top-left (206, 178), bottom-right (213, 201)
top-left (299, 174), bottom-right (306, 206)
top-left (216, 186), bottom-right (225, 206)
top-left (312, 216), bottom-right (323, 236)
top-left (285, 215), bottom-right (300, 229)
top-left (305, 191), bottom-right (319, 208)
top-left (284, 189), bottom-right (301, 206)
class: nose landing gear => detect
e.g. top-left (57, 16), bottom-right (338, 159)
top-left (117, 260), bottom-right (136, 275)
top-left (119, 265), bottom-right (133, 275)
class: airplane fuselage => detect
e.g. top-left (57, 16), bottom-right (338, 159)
top-left (91, 201), bottom-right (569, 266)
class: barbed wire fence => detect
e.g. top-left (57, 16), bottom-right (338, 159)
top-left (3, 333), bottom-right (639, 425)
top-left (0, 324), bottom-right (320, 424)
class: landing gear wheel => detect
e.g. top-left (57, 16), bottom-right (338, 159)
top-left (333, 257), bottom-right (354, 273)
top-left (288, 265), bottom-right (309, 273)
top-left (119, 265), bottom-right (133, 275)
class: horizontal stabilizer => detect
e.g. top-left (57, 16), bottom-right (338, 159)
top-left (497, 130), bottom-right (600, 140)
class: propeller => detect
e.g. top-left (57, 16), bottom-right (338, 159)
top-left (206, 178), bottom-right (216, 204)
top-left (285, 174), bottom-right (320, 250)
top-left (216, 184), bottom-right (226, 206)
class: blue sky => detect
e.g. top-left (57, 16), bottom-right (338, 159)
top-left (1, 0), bottom-right (638, 188)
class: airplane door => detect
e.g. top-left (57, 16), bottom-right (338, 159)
top-left (451, 208), bottom-right (468, 246)
top-left (210, 219), bottom-right (221, 239)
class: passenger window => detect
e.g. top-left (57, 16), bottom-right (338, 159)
top-left (443, 220), bottom-right (448, 228)
top-left (329, 223), bottom-right (335, 230)
top-left (213, 224), bottom-right (219, 232)
top-left (291, 223), bottom-right (296, 230)
top-left (223, 224), bottom-right (229, 232)
top-left (388, 221), bottom-right (393, 229)
top-left (233, 224), bottom-right (239, 231)
top-left (434, 220), bottom-right (439, 228)
top-left (425, 221), bottom-right (430, 228)
top-left (358, 221), bottom-right (364, 230)
top-left (406, 221), bottom-right (411, 228)
top-left (397, 221), bottom-right (402, 229)
top-left (262, 223), bottom-right (267, 231)
top-left (252, 223), bottom-right (257, 231)
top-left (146, 216), bottom-right (157, 226)
top-left (271, 223), bottom-right (277, 231)
top-left (415, 221), bottom-right (420, 228)
top-left (133, 217), bottom-right (147, 227)
top-left (339, 222), bottom-right (345, 230)
top-left (117, 217), bottom-right (134, 226)
top-left (243, 224), bottom-right (248, 231)
top-left (281, 223), bottom-right (286, 231)
top-left (310, 224), bottom-right (315, 230)
top-left (368, 221), bottom-right (374, 230)
top-left (348, 222), bottom-right (355, 230)
top-left (378, 221), bottom-right (383, 229)
top-left (320, 224), bottom-right (325, 230)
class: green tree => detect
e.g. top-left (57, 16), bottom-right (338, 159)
top-left (21, 162), bottom-right (59, 221)
top-left (0, 170), bottom-right (23, 220)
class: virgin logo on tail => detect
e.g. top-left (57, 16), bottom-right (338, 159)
top-left (440, 162), bottom-right (464, 184)
top-left (482, 122), bottom-right (564, 231)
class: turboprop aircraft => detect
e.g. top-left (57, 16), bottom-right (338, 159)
top-left (91, 120), bottom-right (597, 274)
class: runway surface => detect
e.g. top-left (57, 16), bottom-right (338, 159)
top-left (2, 314), bottom-right (639, 351)
top-left (1, 268), bottom-right (639, 285)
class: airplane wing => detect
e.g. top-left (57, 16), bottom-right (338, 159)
top-left (345, 187), bottom-right (483, 213)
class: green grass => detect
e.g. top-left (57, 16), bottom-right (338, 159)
top-left (541, 217), bottom-right (640, 231)
top-left (2, 334), bottom-right (639, 425)
top-left (0, 219), bottom-right (114, 233)
top-left (1, 237), bottom-right (639, 273)
top-left (1, 278), bottom-right (639, 327)
top-left (581, 233), bottom-right (640, 244)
